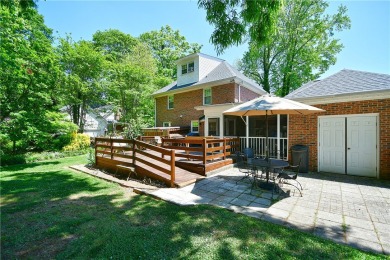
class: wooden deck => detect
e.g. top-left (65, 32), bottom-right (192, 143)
top-left (94, 137), bottom-right (239, 188)
top-left (97, 151), bottom-right (204, 187)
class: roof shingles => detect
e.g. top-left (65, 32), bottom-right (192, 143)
top-left (153, 59), bottom-right (265, 95)
top-left (286, 69), bottom-right (390, 99)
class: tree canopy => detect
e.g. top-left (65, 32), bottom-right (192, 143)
top-left (198, 0), bottom-right (281, 54)
top-left (238, 0), bottom-right (350, 96)
top-left (0, 0), bottom-right (77, 152)
top-left (140, 25), bottom-right (202, 79)
top-left (0, 3), bottom-right (204, 153)
top-left (57, 37), bottom-right (107, 132)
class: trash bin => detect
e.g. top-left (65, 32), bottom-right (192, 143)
top-left (291, 145), bottom-right (309, 173)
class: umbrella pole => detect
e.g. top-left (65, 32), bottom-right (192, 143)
top-left (265, 111), bottom-right (270, 183)
top-left (265, 111), bottom-right (269, 160)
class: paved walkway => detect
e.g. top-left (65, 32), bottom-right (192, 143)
top-left (142, 166), bottom-right (390, 255)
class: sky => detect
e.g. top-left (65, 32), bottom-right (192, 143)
top-left (37, 0), bottom-right (390, 79)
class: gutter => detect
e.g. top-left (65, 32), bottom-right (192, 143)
top-left (290, 89), bottom-right (390, 105)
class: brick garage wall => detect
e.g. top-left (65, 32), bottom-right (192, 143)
top-left (289, 98), bottom-right (390, 179)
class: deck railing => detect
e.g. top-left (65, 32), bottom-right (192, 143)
top-left (239, 137), bottom-right (288, 160)
top-left (95, 137), bottom-right (176, 187)
top-left (160, 137), bottom-right (240, 163)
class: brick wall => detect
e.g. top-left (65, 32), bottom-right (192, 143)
top-left (289, 98), bottom-right (390, 179)
top-left (156, 89), bottom-right (204, 127)
top-left (156, 83), bottom-right (260, 127)
top-left (239, 85), bottom-right (261, 102)
top-left (212, 83), bottom-right (236, 104)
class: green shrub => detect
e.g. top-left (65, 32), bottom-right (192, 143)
top-left (0, 154), bottom-right (27, 165)
top-left (87, 148), bottom-right (95, 166)
top-left (63, 133), bottom-right (91, 152)
top-left (0, 150), bottom-right (89, 166)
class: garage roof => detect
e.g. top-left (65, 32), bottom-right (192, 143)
top-left (286, 69), bottom-right (390, 99)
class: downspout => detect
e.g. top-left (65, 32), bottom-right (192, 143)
top-left (238, 84), bottom-right (241, 103)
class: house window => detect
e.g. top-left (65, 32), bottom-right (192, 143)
top-left (181, 61), bottom-right (194, 75)
top-left (188, 62), bottom-right (194, 73)
top-left (191, 120), bottom-right (199, 133)
top-left (204, 88), bottom-right (212, 105)
top-left (163, 122), bottom-right (171, 127)
top-left (181, 64), bottom-right (187, 75)
top-left (168, 95), bottom-right (174, 109)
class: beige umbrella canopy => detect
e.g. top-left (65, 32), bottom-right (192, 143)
top-left (223, 95), bottom-right (324, 116)
top-left (223, 95), bottom-right (325, 158)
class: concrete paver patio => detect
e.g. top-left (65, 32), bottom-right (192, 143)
top-left (143, 166), bottom-right (390, 255)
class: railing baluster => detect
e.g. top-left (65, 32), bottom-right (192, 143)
top-left (239, 137), bottom-right (288, 159)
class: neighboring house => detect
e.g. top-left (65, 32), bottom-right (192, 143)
top-left (61, 105), bottom-right (118, 137)
top-left (286, 69), bottom-right (390, 179)
top-left (153, 53), bottom-right (267, 137)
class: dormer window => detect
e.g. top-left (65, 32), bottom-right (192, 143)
top-left (181, 64), bottom-right (187, 75)
top-left (181, 61), bottom-right (195, 75)
top-left (188, 62), bottom-right (194, 72)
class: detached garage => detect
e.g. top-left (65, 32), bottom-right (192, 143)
top-left (286, 69), bottom-right (390, 179)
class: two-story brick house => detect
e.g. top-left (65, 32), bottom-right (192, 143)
top-left (153, 53), bottom-right (267, 137)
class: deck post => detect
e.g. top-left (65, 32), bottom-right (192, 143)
top-left (94, 138), bottom-right (98, 166)
top-left (223, 138), bottom-right (227, 160)
top-left (170, 149), bottom-right (175, 187)
top-left (110, 137), bottom-right (113, 160)
top-left (202, 138), bottom-right (207, 165)
top-left (132, 139), bottom-right (136, 166)
top-left (161, 138), bottom-right (165, 159)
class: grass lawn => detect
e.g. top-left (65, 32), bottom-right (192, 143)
top-left (1, 155), bottom-right (385, 259)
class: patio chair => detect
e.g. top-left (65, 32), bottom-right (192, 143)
top-left (235, 151), bottom-right (256, 184)
top-left (276, 159), bottom-right (303, 196)
top-left (243, 147), bottom-right (255, 161)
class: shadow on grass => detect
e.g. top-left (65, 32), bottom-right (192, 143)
top-left (1, 160), bottom-right (61, 172)
top-left (1, 164), bottom-right (383, 259)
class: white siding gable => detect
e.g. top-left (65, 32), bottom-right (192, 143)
top-left (176, 53), bottom-right (222, 87)
top-left (177, 57), bottom-right (199, 86)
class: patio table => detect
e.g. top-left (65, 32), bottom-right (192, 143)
top-left (249, 158), bottom-right (289, 190)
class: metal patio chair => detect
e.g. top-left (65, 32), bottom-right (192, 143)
top-left (235, 151), bottom-right (256, 184)
top-left (276, 159), bottom-right (303, 196)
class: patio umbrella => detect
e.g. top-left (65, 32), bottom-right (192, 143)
top-left (223, 94), bottom-right (325, 158)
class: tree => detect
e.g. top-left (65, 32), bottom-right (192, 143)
top-left (92, 29), bottom-right (159, 127)
top-left (93, 29), bottom-right (138, 62)
top-left (57, 37), bottom-right (106, 132)
top-left (198, 0), bottom-right (281, 55)
top-left (0, 0), bottom-right (76, 152)
top-left (238, 0), bottom-right (350, 96)
top-left (140, 25), bottom-right (202, 79)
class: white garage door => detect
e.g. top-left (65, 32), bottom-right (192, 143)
top-left (319, 115), bottom-right (378, 177)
